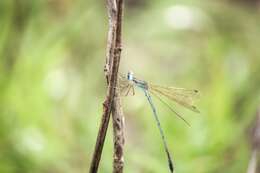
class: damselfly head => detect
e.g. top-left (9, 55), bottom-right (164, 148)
top-left (127, 71), bottom-right (134, 81)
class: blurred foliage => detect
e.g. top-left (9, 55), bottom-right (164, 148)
top-left (1, 0), bottom-right (260, 173)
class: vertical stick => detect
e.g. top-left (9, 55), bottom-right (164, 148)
top-left (247, 149), bottom-right (257, 173)
top-left (89, 0), bottom-right (124, 172)
top-left (111, 1), bottom-right (125, 173)
top-left (112, 90), bottom-right (125, 173)
top-left (247, 108), bottom-right (260, 173)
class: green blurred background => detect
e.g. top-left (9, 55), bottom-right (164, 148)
top-left (1, 0), bottom-right (260, 172)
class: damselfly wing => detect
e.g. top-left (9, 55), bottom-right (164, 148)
top-left (149, 84), bottom-right (200, 113)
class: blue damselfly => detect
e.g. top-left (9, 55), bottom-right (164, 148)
top-left (119, 71), bottom-right (200, 173)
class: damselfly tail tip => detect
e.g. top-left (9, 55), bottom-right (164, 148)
top-left (166, 147), bottom-right (174, 173)
top-left (169, 162), bottom-right (174, 173)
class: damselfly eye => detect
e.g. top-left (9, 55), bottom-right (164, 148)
top-left (127, 71), bottom-right (134, 81)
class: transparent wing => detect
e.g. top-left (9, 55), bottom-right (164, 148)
top-left (118, 73), bottom-right (135, 96)
top-left (149, 90), bottom-right (191, 126)
top-left (118, 73), bottom-right (128, 88)
top-left (149, 84), bottom-right (200, 113)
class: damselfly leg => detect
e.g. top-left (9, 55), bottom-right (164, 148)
top-left (119, 83), bottom-right (135, 96)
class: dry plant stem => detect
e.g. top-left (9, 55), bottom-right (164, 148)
top-left (89, 0), bottom-right (124, 173)
top-left (247, 149), bottom-right (258, 173)
top-left (112, 90), bottom-right (125, 173)
top-left (104, 0), bottom-right (117, 82)
top-left (111, 0), bottom-right (125, 173)
top-left (247, 108), bottom-right (260, 173)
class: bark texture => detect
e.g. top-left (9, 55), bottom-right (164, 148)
top-left (89, 0), bottom-right (124, 173)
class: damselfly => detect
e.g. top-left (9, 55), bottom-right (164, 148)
top-left (119, 71), bottom-right (200, 173)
